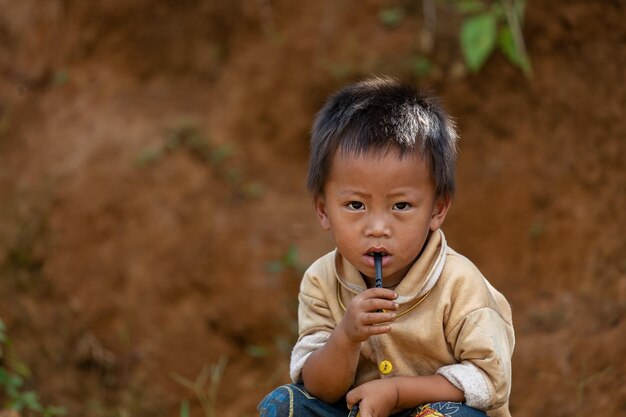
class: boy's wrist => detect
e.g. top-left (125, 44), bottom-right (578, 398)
top-left (333, 323), bottom-right (362, 352)
top-left (335, 320), bottom-right (365, 348)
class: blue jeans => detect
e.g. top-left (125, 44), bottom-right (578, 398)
top-left (258, 384), bottom-right (487, 417)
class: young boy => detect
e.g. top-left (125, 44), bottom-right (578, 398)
top-left (258, 77), bottom-right (514, 417)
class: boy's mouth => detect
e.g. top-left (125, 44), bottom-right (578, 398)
top-left (362, 248), bottom-right (393, 268)
top-left (364, 249), bottom-right (391, 268)
top-left (366, 249), bottom-right (389, 257)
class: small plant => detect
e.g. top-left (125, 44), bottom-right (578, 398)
top-left (171, 356), bottom-right (228, 417)
top-left (0, 319), bottom-right (66, 417)
top-left (456, 0), bottom-right (532, 75)
top-left (379, 7), bottom-right (405, 29)
top-left (412, 55), bottom-right (433, 78)
top-left (135, 123), bottom-right (265, 199)
top-left (52, 70), bottom-right (69, 87)
top-left (567, 366), bottom-right (612, 417)
top-left (179, 400), bottom-right (190, 417)
top-left (135, 147), bottom-right (163, 167)
top-left (528, 221), bottom-right (545, 240)
top-left (265, 245), bottom-right (305, 275)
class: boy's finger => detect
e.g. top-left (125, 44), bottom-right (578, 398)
top-left (363, 324), bottom-right (392, 335)
top-left (360, 311), bottom-right (396, 326)
top-left (362, 298), bottom-right (398, 312)
top-left (362, 288), bottom-right (398, 300)
top-left (345, 388), bottom-right (361, 408)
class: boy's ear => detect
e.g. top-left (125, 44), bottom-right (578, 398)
top-left (315, 196), bottom-right (331, 231)
top-left (429, 196), bottom-right (451, 231)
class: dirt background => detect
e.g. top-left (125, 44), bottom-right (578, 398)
top-left (0, 0), bottom-right (624, 416)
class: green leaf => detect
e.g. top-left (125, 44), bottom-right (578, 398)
top-left (0, 368), bottom-right (6, 382)
top-left (242, 182), bottom-right (265, 198)
top-left (498, 26), bottom-right (515, 60)
top-left (135, 148), bottom-right (162, 167)
top-left (21, 390), bottom-right (43, 411)
top-left (529, 222), bottom-right (544, 239)
top-left (460, 13), bottom-right (497, 72)
top-left (210, 145), bottom-right (233, 165)
top-left (44, 405), bottom-right (67, 417)
top-left (498, 26), bottom-right (532, 74)
top-left (378, 7), bottom-right (404, 28)
top-left (283, 245), bottom-right (299, 268)
top-left (179, 400), bottom-right (190, 417)
top-left (412, 56), bottom-right (432, 77)
top-left (3, 372), bottom-right (24, 391)
top-left (245, 345), bottom-right (269, 358)
top-left (498, 26), bottom-right (520, 64)
top-left (53, 69), bottom-right (70, 86)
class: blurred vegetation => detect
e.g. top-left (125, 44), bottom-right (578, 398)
top-left (171, 356), bottom-right (228, 417)
top-left (136, 123), bottom-right (265, 199)
top-left (0, 319), bottom-right (65, 417)
top-left (456, 0), bottom-right (531, 75)
top-left (376, 0), bottom-right (531, 77)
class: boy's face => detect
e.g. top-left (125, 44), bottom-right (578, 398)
top-left (315, 148), bottom-right (450, 287)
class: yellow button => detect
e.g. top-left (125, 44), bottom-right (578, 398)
top-left (378, 359), bottom-right (393, 375)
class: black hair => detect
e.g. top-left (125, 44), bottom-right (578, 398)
top-left (307, 76), bottom-right (458, 200)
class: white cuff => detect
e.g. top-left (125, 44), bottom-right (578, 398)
top-left (289, 331), bottom-right (331, 383)
top-left (437, 362), bottom-right (493, 410)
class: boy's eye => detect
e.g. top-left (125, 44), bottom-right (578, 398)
top-left (393, 202), bottom-right (411, 210)
top-left (347, 201), bottom-right (365, 210)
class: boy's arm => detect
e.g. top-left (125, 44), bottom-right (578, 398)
top-left (347, 375), bottom-right (464, 417)
top-left (301, 287), bottom-right (398, 403)
top-left (395, 375), bottom-right (465, 407)
top-left (301, 323), bottom-right (361, 403)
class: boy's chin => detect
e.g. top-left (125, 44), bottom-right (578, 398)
top-left (358, 271), bottom-right (375, 281)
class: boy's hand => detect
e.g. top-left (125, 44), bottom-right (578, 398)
top-left (338, 288), bottom-right (398, 344)
top-left (346, 378), bottom-right (398, 417)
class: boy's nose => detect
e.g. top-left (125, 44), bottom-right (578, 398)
top-left (364, 215), bottom-right (392, 237)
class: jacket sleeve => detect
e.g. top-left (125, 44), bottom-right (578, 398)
top-left (297, 265), bottom-right (337, 338)
top-left (440, 307), bottom-right (515, 410)
top-left (290, 331), bottom-right (331, 383)
top-left (289, 264), bottom-right (338, 382)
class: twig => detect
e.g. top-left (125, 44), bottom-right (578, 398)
top-left (170, 356), bottom-right (229, 417)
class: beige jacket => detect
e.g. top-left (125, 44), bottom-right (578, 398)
top-left (290, 230), bottom-right (514, 417)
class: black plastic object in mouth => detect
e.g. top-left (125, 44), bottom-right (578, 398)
top-left (374, 252), bottom-right (383, 288)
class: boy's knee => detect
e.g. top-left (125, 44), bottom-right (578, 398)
top-left (259, 383), bottom-right (346, 417)
top-left (257, 385), bottom-right (296, 417)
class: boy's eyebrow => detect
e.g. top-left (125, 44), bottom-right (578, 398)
top-left (386, 189), bottom-right (420, 198)
top-left (338, 189), bottom-right (421, 198)
top-left (338, 189), bottom-right (370, 197)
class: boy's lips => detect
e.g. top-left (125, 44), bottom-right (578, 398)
top-left (363, 250), bottom-right (391, 267)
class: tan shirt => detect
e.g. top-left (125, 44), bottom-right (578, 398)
top-left (291, 230), bottom-right (515, 417)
